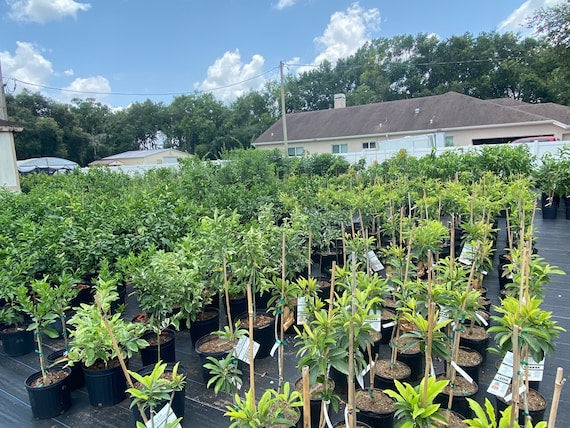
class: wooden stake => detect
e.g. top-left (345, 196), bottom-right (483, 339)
top-left (548, 367), bottom-right (566, 428)
top-left (302, 365), bottom-right (311, 428)
top-left (279, 231), bottom-right (286, 393)
top-left (510, 325), bottom-right (521, 428)
top-left (94, 296), bottom-right (148, 425)
top-left (245, 280), bottom-right (256, 409)
top-left (347, 252), bottom-right (356, 428)
top-left (223, 255), bottom-right (233, 336)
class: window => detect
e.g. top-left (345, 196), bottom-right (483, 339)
top-left (445, 136), bottom-right (454, 147)
top-left (332, 144), bottom-right (348, 154)
top-left (288, 146), bottom-right (304, 156)
top-left (362, 141), bottom-right (376, 150)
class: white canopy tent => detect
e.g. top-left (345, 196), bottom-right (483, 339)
top-left (17, 157), bottom-right (79, 175)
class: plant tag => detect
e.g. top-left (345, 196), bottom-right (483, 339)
top-left (236, 381), bottom-right (242, 391)
top-left (146, 403), bottom-right (181, 428)
top-left (322, 400), bottom-right (333, 428)
top-left (438, 305), bottom-right (452, 324)
top-left (366, 310), bottom-right (382, 332)
top-left (524, 356), bottom-right (545, 381)
top-left (481, 270), bottom-right (488, 276)
top-left (382, 321), bottom-right (396, 329)
top-left (367, 250), bottom-right (384, 272)
top-left (356, 363), bottom-right (370, 389)
top-left (451, 360), bottom-right (473, 384)
top-left (234, 336), bottom-right (259, 364)
top-left (430, 357), bottom-right (435, 377)
top-left (475, 312), bottom-right (488, 326)
top-left (487, 373), bottom-right (512, 398)
top-left (297, 297), bottom-right (307, 325)
top-left (458, 242), bottom-right (476, 265)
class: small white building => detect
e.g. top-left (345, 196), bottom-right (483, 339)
top-left (88, 148), bottom-right (191, 167)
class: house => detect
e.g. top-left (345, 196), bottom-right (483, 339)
top-left (0, 118), bottom-right (23, 192)
top-left (88, 148), bottom-right (191, 167)
top-left (252, 92), bottom-right (570, 155)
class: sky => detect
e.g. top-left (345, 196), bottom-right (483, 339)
top-left (0, 0), bottom-right (565, 109)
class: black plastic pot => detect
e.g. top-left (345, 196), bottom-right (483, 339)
top-left (445, 347), bottom-right (483, 385)
top-left (373, 360), bottom-right (411, 391)
top-left (436, 379), bottom-right (478, 418)
top-left (194, 333), bottom-right (234, 383)
top-left (25, 367), bottom-right (72, 419)
top-left (355, 388), bottom-right (395, 428)
top-left (379, 309), bottom-right (396, 345)
top-left (83, 359), bottom-right (128, 407)
top-left (496, 388), bottom-right (547, 425)
top-left (110, 283), bottom-right (127, 314)
top-left (397, 348), bottom-right (423, 382)
top-left (459, 329), bottom-right (489, 364)
top-left (254, 291), bottom-right (272, 311)
top-left (189, 307), bottom-right (219, 347)
top-left (70, 283), bottom-right (94, 307)
top-left (47, 349), bottom-right (85, 390)
top-left (236, 311), bottom-right (276, 359)
top-left (295, 378), bottom-right (335, 428)
top-left (565, 195), bottom-right (570, 220)
top-left (140, 328), bottom-right (176, 367)
top-left (132, 363), bottom-right (187, 424)
top-left (540, 193), bottom-right (558, 219)
top-left (0, 327), bottom-right (34, 356)
top-left (227, 295), bottom-right (247, 322)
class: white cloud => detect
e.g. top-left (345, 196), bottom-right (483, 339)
top-left (0, 41), bottom-right (53, 90)
top-left (62, 76), bottom-right (111, 101)
top-left (7, 0), bottom-right (91, 24)
top-left (299, 3), bottom-right (380, 74)
top-left (64, 69), bottom-right (74, 76)
top-left (498, 0), bottom-right (564, 35)
top-left (275, 0), bottom-right (296, 10)
top-left (196, 50), bottom-right (266, 103)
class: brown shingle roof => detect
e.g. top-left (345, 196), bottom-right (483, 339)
top-left (255, 92), bottom-right (567, 144)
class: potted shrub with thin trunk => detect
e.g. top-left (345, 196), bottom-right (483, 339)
top-left (17, 278), bottom-right (73, 420)
top-left (533, 152), bottom-right (561, 219)
top-left (67, 278), bottom-right (148, 407)
top-left (127, 361), bottom-right (186, 428)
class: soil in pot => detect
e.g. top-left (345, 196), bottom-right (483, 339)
top-left (189, 307), bottom-right (219, 347)
top-left (140, 329), bottom-right (176, 366)
top-left (441, 409), bottom-right (467, 428)
top-left (195, 333), bottom-right (235, 383)
top-left (445, 347), bottom-right (482, 384)
top-left (380, 309), bottom-right (396, 345)
top-left (496, 387), bottom-right (547, 425)
top-left (25, 368), bottom-right (72, 420)
top-left (237, 312), bottom-right (275, 359)
top-left (355, 388), bottom-right (395, 428)
top-left (0, 326), bottom-right (35, 356)
top-left (460, 326), bottom-right (489, 364)
top-left (47, 349), bottom-right (85, 390)
top-left (295, 378), bottom-right (335, 428)
top-left (373, 359), bottom-right (411, 391)
top-left (436, 375), bottom-right (478, 418)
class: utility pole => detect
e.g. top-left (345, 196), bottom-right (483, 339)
top-left (0, 60), bottom-right (8, 120)
top-left (279, 61), bottom-right (288, 155)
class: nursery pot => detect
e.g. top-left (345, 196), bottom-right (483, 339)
top-left (83, 359), bottom-right (128, 407)
top-left (373, 359), bottom-right (411, 391)
top-left (565, 195), bottom-right (570, 220)
top-left (254, 291), bottom-right (272, 311)
top-left (227, 294), bottom-right (247, 322)
top-left (495, 388), bottom-right (547, 425)
top-left (140, 328), bottom-right (176, 367)
top-left (460, 326), bottom-right (489, 364)
top-left (194, 333), bottom-right (235, 383)
top-left (379, 309), bottom-right (396, 345)
top-left (436, 375), bottom-right (478, 418)
top-left (131, 362), bottom-right (188, 424)
top-left (0, 327), bottom-right (34, 357)
top-left (540, 193), bottom-right (558, 219)
top-left (189, 307), bottom-right (219, 347)
top-left (445, 347), bottom-right (483, 385)
top-left (396, 338), bottom-right (423, 382)
top-left (25, 367), bottom-right (72, 420)
top-left (110, 283), bottom-right (127, 314)
top-left (236, 311), bottom-right (275, 359)
top-left (47, 349), bottom-right (85, 390)
top-left (355, 388), bottom-right (395, 428)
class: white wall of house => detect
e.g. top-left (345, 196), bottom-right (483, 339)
top-left (0, 131), bottom-right (20, 192)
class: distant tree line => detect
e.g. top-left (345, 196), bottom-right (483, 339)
top-left (6, 5), bottom-right (568, 166)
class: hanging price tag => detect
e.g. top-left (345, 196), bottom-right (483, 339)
top-left (367, 250), bottom-right (384, 272)
top-left (366, 310), bottom-right (382, 332)
top-left (297, 297), bottom-right (307, 325)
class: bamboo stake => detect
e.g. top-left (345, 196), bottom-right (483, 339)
top-left (342, 223), bottom-right (347, 267)
top-left (245, 280), bottom-right (256, 409)
top-left (94, 296), bottom-right (148, 426)
top-left (279, 231), bottom-right (286, 393)
top-left (320, 262), bottom-right (337, 428)
top-left (510, 326), bottom-right (521, 428)
top-left (347, 252), bottom-right (356, 428)
top-left (308, 230), bottom-right (312, 278)
top-left (547, 367), bottom-right (566, 428)
top-left (302, 365), bottom-right (311, 428)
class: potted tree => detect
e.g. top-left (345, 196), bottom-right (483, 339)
top-left (17, 278), bottom-right (73, 420)
top-left (67, 277), bottom-right (148, 407)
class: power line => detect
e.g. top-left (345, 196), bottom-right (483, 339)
top-left (2, 66), bottom-right (279, 97)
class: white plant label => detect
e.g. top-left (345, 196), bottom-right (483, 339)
top-left (234, 336), bottom-right (259, 364)
top-left (487, 373), bottom-right (512, 398)
top-left (382, 321), bottom-right (396, 329)
top-left (367, 250), bottom-right (384, 272)
top-left (366, 310), bottom-right (382, 332)
top-left (430, 357), bottom-right (435, 377)
top-left (504, 384), bottom-right (527, 403)
top-left (458, 242), bottom-right (476, 265)
top-left (357, 363), bottom-right (370, 389)
top-left (438, 305), bottom-right (452, 324)
top-left (475, 312), bottom-right (489, 326)
top-left (297, 297), bottom-right (307, 325)
top-left (451, 360), bottom-right (474, 384)
top-left (145, 403), bottom-right (181, 428)
top-left (270, 341), bottom-right (279, 357)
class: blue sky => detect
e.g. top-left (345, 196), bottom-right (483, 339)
top-left (0, 0), bottom-right (564, 108)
